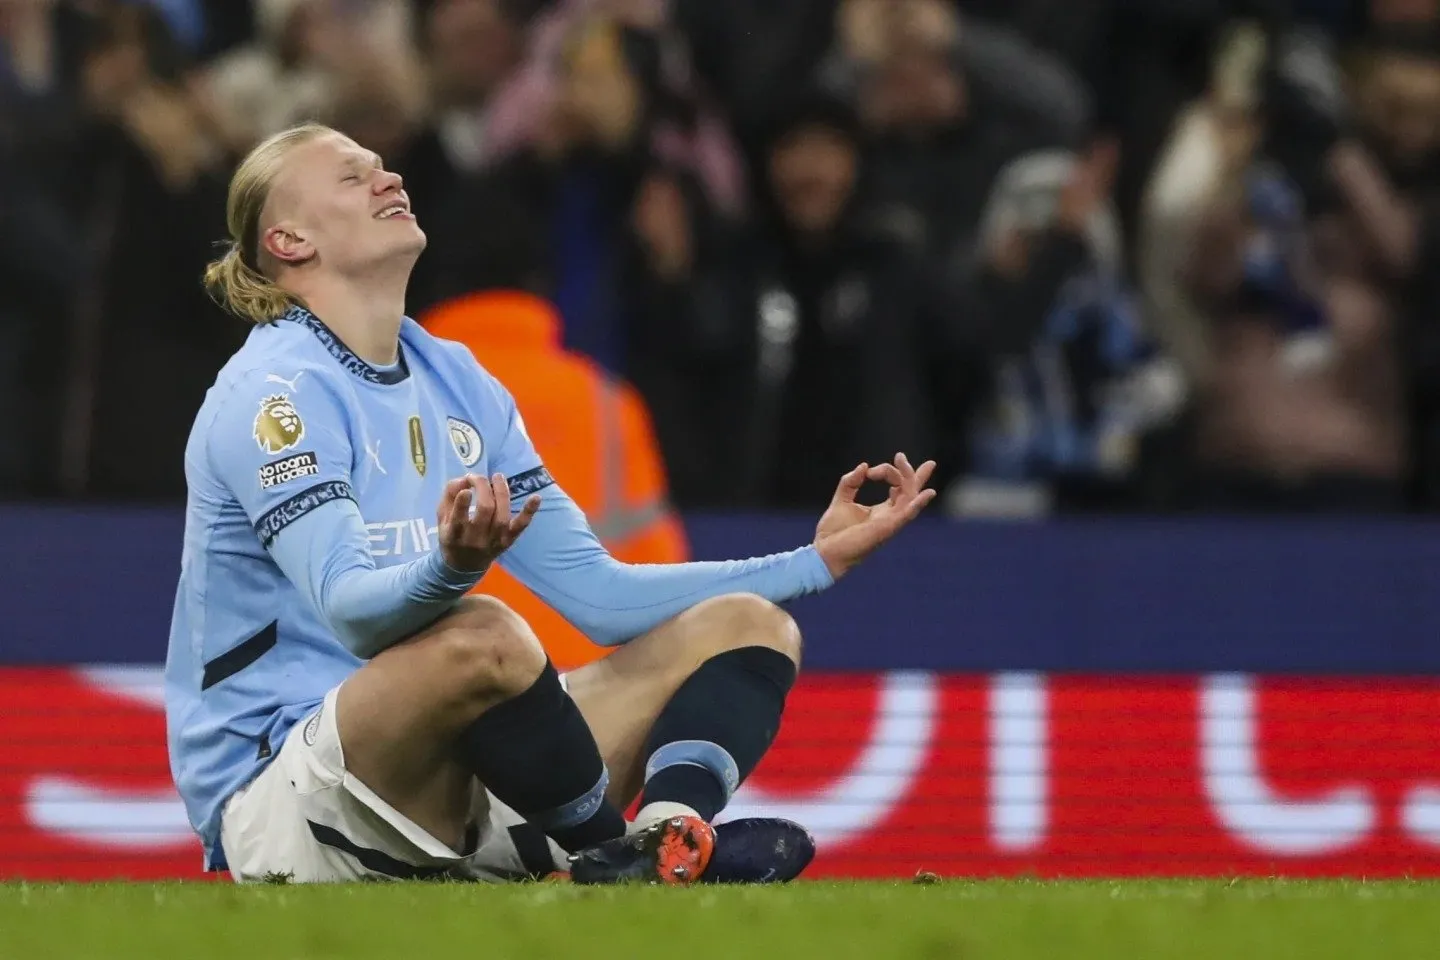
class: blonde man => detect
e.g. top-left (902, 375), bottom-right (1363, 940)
top-left (164, 124), bottom-right (937, 884)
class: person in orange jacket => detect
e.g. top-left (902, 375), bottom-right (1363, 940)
top-left (421, 289), bottom-right (690, 670)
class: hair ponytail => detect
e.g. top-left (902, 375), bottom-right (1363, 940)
top-left (203, 243), bottom-right (297, 324)
top-left (205, 123), bottom-right (333, 324)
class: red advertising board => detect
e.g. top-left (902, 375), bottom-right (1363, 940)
top-left (3, 668), bottom-right (1439, 880)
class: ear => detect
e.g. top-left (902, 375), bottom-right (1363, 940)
top-left (262, 223), bottom-right (314, 265)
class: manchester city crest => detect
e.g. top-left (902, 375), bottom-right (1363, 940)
top-left (448, 417), bottom-right (483, 467)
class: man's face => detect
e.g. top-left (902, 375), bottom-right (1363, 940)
top-left (769, 124), bottom-right (859, 236)
top-left (261, 133), bottom-right (426, 277)
top-left (863, 47), bottom-right (965, 134)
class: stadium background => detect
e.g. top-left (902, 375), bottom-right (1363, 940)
top-left (4, 0), bottom-right (1440, 882)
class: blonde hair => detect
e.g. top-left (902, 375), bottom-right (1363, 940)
top-left (203, 123), bottom-right (335, 324)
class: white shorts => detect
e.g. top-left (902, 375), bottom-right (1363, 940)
top-left (219, 686), bottom-right (569, 883)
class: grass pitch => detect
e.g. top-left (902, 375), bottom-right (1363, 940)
top-left (3, 879), bottom-right (1439, 960)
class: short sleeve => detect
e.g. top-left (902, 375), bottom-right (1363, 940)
top-left (207, 366), bottom-right (357, 549)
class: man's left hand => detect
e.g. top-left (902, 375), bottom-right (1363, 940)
top-left (813, 453), bottom-right (937, 581)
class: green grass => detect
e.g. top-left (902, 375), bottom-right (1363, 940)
top-left (3, 880), bottom-right (1440, 960)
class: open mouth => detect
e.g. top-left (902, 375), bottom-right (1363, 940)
top-left (375, 202), bottom-right (414, 221)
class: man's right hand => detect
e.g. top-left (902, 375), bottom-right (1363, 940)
top-left (812, 453), bottom-right (937, 581)
top-left (436, 473), bottom-right (542, 574)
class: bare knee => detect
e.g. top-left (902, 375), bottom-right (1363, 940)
top-left (431, 596), bottom-right (547, 703)
top-left (683, 593), bottom-right (802, 667)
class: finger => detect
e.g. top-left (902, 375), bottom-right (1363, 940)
top-left (444, 483), bottom-right (473, 538)
top-left (506, 494), bottom-right (543, 542)
top-left (862, 462), bottom-right (904, 505)
top-left (488, 473), bottom-right (512, 531)
top-left (914, 459), bottom-right (937, 491)
top-left (465, 473), bottom-right (496, 533)
top-left (863, 463), bottom-right (904, 505)
top-left (894, 452), bottom-right (917, 490)
top-left (864, 463), bottom-right (903, 487)
top-left (832, 462), bottom-right (868, 504)
top-left (904, 488), bottom-right (938, 520)
top-left (438, 475), bottom-right (468, 526)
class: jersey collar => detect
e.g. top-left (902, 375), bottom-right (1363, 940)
top-left (283, 304), bottom-right (410, 385)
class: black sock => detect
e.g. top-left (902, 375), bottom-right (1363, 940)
top-left (639, 646), bottom-right (798, 821)
top-left (455, 661), bottom-right (626, 853)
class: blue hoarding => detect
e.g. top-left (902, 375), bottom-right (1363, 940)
top-left (2, 505), bottom-right (1438, 673)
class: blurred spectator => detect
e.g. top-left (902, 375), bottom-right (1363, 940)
top-left (827, 0), bottom-right (1091, 146)
top-left (998, 0), bottom-right (1270, 250)
top-left (395, 0), bottom-right (526, 310)
top-left (1141, 22), bottom-right (1405, 511)
top-left (0, 0), bottom-right (1436, 513)
top-left (953, 147), bottom-right (1186, 516)
top-left (1139, 20), bottom-right (1263, 387)
top-left (55, 0), bottom-right (240, 498)
top-left (823, 0), bottom-right (1081, 284)
top-left (0, 0), bottom-right (87, 496)
top-left (1329, 25), bottom-right (1440, 506)
top-left (457, 0), bottom-right (743, 206)
top-left (422, 13), bottom-right (741, 372)
top-left (628, 91), bottom-right (986, 508)
top-left (670, 0), bottom-right (837, 148)
top-left (201, 0), bottom-right (423, 155)
top-left (824, 1), bottom-right (1177, 513)
top-left (401, 0), bottom-right (524, 190)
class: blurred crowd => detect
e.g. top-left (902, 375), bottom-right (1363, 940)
top-left (4, 0), bottom-right (1440, 514)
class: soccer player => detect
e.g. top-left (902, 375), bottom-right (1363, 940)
top-left (165, 123), bottom-right (937, 885)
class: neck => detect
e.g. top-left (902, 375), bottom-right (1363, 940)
top-left (286, 261), bottom-right (412, 366)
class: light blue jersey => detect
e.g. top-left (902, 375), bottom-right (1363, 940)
top-left (165, 305), bottom-right (833, 870)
